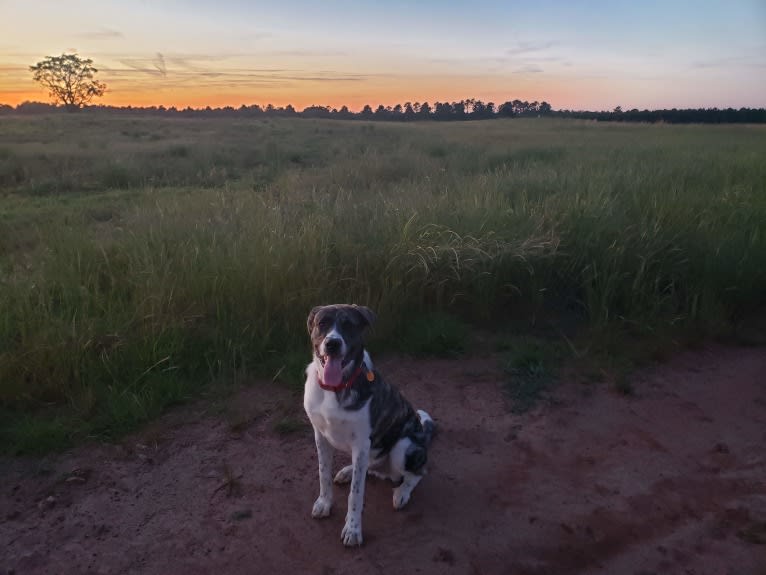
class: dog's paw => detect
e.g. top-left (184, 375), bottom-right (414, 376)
top-left (341, 519), bottom-right (363, 547)
top-left (311, 496), bottom-right (332, 518)
top-left (392, 486), bottom-right (411, 510)
top-left (333, 465), bottom-right (353, 484)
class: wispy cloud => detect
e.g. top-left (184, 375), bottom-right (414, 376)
top-left (260, 50), bottom-right (348, 58)
top-left (515, 64), bottom-right (544, 74)
top-left (498, 40), bottom-right (567, 75)
top-left (117, 59), bottom-right (162, 77)
top-left (154, 53), bottom-right (166, 76)
top-left (116, 53), bottom-right (167, 77)
top-left (692, 54), bottom-right (766, 69)
top-left (506, 41), bottom-right (558, 56)
top-left (98, 53), bottom-right (372, 94)
top-left (282, 74), bottom-right (366, 82)
top-left (239, 32), bottom-right (272, 42)
top-left (0, 65), bottom-right (29, 73)
top-left (427, 52), bottom-right (569, 75)
top-left (76, 28), bottom-right (124, 40)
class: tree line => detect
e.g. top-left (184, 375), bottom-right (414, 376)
top-left (0, 98), bottom-right (551, 121)
top-left (2, 100), bottom-right (763, 124)
top-left (551, 106), bottom-right (766, 124)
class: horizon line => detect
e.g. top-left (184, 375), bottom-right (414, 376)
top-left (3, 99), bottom-right (765, 117)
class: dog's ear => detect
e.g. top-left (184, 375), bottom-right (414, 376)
top-left (307, 306), bottom-right (323, 334)
top-left (352, 305), bottom-right (376, 328)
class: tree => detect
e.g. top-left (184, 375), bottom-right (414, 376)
top-left (374, 104), bottom-right (388, 120)
top-left (498, 101), bottom-right (515, 117)
top-left (433, 101), bottom-right (452, 120)
top-left (30, 54), bottom-right (106, 111)
top-left (403, 102), bottom-right (415, 121)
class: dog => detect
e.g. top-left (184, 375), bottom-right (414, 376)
top-left (303, 304), bottom-right (435, 546)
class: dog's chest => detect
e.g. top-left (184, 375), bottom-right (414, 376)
top-left (304, 375), bottom-right (371, 453)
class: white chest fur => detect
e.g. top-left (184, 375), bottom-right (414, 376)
top-left (304, 361), bottom-right (372, 453)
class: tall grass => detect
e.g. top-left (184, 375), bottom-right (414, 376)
top-left (1, 116), bottom-right (764, 452)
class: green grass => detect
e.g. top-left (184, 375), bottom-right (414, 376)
top-left (273, 415), bottom-right (309, 436)
top-left (397, 312), bottom-right (469, 357)
top-left (501, 336), bottom-right (563, 413)
top-left (1, 115), bottom-right (765, 453)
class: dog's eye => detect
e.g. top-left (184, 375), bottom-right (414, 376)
top-left (340, 317), bottom-right (353, 329)
top-left (317, 318), bottom-right (331, 329)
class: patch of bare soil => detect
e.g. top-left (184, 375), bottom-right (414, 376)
top-left (2, 345), bottom-right (765, 575)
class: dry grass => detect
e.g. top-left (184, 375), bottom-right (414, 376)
top-left (1, 115), bottom-right (765, 453)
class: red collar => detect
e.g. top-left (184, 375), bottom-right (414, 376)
top-left (318, 364), bottom-right (370, 392)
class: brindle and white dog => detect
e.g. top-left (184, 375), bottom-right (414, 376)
top-left (303, 304), bottom-right (435, 546)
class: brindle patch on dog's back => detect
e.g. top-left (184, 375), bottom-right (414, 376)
top-left (336, 370), bottom-right (430, 473)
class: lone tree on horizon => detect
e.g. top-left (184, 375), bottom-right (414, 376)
top-left (30, 53), bottom-right (106, 111)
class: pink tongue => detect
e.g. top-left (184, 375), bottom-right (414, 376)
top-left (323, 357), bottom-right (343, 388)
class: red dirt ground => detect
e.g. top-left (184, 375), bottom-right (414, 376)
top-left (2, 344), bottom-right (765, 575)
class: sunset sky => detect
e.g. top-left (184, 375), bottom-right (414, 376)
top-left (1, 0), bottom-right (764, 111)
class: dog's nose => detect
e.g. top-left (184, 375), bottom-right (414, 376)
top-left (325, 338), bottom-right (342, 355)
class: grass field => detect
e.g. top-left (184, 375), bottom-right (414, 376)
top-left (1, 115), bottom-right (765, 453)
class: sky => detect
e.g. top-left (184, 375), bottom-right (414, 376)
top-left (1, 0), bottom-right (764, 111)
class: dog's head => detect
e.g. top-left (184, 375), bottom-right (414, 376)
top-left (307, 304), bottom-right (376, 388)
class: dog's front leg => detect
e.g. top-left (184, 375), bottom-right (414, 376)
top-left (311, 430), bottom-right (334, 518)
top-left (341, 439), bottom-right (369, 546)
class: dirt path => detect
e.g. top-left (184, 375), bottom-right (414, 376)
top-left (2, 345), bottom-right (765, 575)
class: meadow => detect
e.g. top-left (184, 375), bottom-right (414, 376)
top-left (1, 115), bottom-right (765, 453)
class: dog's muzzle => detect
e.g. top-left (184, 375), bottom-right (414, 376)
top-left (318, 337), bottom-right (348, 389)
top-left (324, 337), bottom-right (342, 356)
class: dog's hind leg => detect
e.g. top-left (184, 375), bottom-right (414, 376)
top-left (333, 465), bottom-right (353, 484)
top-left (389, 435), bottom-right (428, 509)
top-left (393, 472), bottom-right (422, 510)
top-left (311, 431), bottom-right (334, 518)
top-left (341, 440), bottom-right (369, 546)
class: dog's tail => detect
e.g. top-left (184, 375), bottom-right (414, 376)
top-left (416, 409), bottom-right (436, 447)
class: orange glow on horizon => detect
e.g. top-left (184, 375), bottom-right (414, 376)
top-left (0, 39), bottom-right (742, 113)
top-left (1, 75), bottom-right (592, 112)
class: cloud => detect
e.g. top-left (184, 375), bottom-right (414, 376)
top-left (116, 53), bottom-right (168, 77)
top-left (504, 41), bottom-right (561, 72)
top-left (260, 50), bottom-right (348, 58)
top-left (426, 57), bottom-right (461, 65)
top-left (426, 51), bottom-right (568, 76)
top-left (515, 64), bottom-right (544, 74)
top-left (506, 41), bottom-right (558, 56)
top-left (692, 54), bottom-right (766, 70)
top-left (154, 53), bottom-right (166, 76)
top-left (526, 56), bottom-right (565, 63)
top-left (76, 28), bottom-right (124, 40)
top-left (240, 32), bottom-right (272, 42)
top-left (116, 59), bottom-right (162, 77)
top-left (99, 53), bottom-right (372, 92)
top-left (282, 74), bottom-right (366, 82)
top-left (0, 65), bottom-right (28, 72)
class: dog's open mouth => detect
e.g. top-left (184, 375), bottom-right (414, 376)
top-left (318, 354), bottom-right (349, 389)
